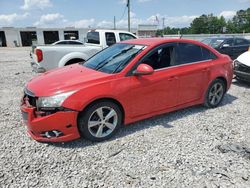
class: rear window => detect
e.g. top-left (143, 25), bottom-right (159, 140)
top-left (86, 32), bottom-right (100, 44)
top-left (175, 43), bottom-right (216, 65)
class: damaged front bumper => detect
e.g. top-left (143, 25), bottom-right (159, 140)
top-left (21, 96), bottom-right (80, 142)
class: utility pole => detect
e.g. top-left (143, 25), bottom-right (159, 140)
top-left (114, 16), bottom-right (116, 30)
top-left (127, 0), bottom-right (130, 32)
top-left (162, 17), bottom-right (165, 29)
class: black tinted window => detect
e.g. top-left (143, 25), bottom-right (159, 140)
top-left (142, 45), bottom-right (175, 70)
top-left (56, 41), bottom-right (67, 44)
top-left (68, 41), bottom-right (82, 45)
top-left (175, 43), bottom-right (203, 65)
top-left (119, 33), bottom-right (136, 41)
top-left (201, 47), bottom-right (217, 60)
top-left (235, 38), bottom-right (249, 45)
top-left (224, 39), bottom-right (234, 46)
top-left (86, 32), bottom-right (100, 44)
top-left (105, 32), bottom-right (116, 46)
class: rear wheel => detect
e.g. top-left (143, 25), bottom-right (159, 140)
top-left (204, 79), bottom-right (225, 108)
top-left (78, 101), bottom-right (122, 141)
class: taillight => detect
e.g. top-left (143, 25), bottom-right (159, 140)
top-left (35, 49), bottom-right (43, 63)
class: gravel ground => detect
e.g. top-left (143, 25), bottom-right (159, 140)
top-left (0, 47), bottom-right (250, 188)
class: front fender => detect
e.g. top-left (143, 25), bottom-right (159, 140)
top-left (58, 52), bottom-right (89, 67)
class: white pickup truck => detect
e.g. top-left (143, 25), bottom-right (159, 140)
top-left (31, 29), bottom-right (137, 72)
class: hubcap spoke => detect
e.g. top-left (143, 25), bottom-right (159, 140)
top-left (88, 106), bottom-right (118, 138)
top-left (105, 122), bottom-right (116, 130)
top-left (211, 96), bottom-right (216, 104)
top-left (104, 109), bottom-right (116, 121)
top-left (88, 121), bottom-right (100, 128)
top-left (209, 82), bottom-right (223, 105)
top-left (96, 125), bottom-right (103, 137)
top-left (216, 86), bottom-right (223, 95)
top-left (96, 108), bottom-right (103, 120)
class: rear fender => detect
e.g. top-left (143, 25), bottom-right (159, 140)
top-left (58, 52), bottom-right (89, 67)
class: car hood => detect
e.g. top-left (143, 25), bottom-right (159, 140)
top-left (26, 64), bottom-right (113, 96)
top-left (236, 51), bottom-right (250, 67)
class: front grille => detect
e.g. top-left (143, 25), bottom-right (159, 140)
top-left (235, 62), bottom-right (250, 73)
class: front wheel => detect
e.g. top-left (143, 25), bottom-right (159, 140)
top-left (78, 101), bottom-right (122, 142)
top-left (204, 79), bottom-right (226, 108)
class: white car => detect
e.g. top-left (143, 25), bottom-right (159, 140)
top-left (31, 29), bottom-right (137, 73)
top-left (234, 48), bottom-right (250, 82)
top-left (52, 40), bottom-right (84, 45)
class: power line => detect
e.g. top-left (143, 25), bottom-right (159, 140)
top-left (119, 3), bottom-right (127, 20)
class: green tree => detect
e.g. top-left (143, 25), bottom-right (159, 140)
top-left (156, 7), bottom-right (250, 35)
top-left (232, 8), bottom-right (250, 33)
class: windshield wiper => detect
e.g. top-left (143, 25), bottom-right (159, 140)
top-left (94, 45), bottom-right (135, 71)
top-left (112, 50), bottom-right (141, 73)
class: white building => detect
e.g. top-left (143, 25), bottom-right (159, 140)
top-left (0, 27), bottom-right (140, 47)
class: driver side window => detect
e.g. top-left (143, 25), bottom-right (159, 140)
top-left (223, 39), bottom-right (234, 47)
top-left (142, 45), bottom-right (175, 70)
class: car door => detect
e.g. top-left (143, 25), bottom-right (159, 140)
top-left (218, 38), bottom-right (234, 58)
top-left (173, 42), bottom-right (213, 105)
top-left (233, 38), bottom-right (250, 59)
top-left (125, 44), bottom-right (179, 118)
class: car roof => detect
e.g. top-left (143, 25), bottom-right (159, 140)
top-left (121, 37), bottom-right (207, 47)
top-left (121, 37), bottom-right (222, 57)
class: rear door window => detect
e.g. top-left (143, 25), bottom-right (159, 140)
top-left (201, 47), bottom-right (217, 60)
top-left (105, 32), bottom-right (116, 46)
top-left (234, 38), bottom-right (249, 46)
top-left (175, 43), bottom-right (203, 65)
top-left (86, 32), bottom-right (100, 44)
top-left (175, 43), bottom-right (214, 66)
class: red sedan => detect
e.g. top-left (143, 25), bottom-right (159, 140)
top-left (21, 38), bottom-right (233, 142)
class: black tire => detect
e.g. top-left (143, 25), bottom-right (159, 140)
top-left (204, 79), bottom-right (226, 108)
top-left (78, 101), bottom-right (122, 142)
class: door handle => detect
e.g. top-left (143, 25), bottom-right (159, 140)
top-left (168, 76), bottom-right (178, 81)
top-left (202, 68), bottom-right (210, 72)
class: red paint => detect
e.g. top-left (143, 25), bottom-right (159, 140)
top-left (21, 38), bottom-right (233, 142)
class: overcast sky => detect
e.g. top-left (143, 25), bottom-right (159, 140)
top-left (0, 0), bottom-right (250, 28)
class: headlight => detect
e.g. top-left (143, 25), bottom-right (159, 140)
top-left (233, 60), bottom-right (240, 68)
top-left (37, 91), bottom-right (74, 108)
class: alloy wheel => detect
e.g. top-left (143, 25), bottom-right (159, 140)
top-left (208, 82), bottom-right (224, 106)
top-left (87, 106), bottom-right (118, 138)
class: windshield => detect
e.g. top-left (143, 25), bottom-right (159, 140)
top-left (83, 43), bottom-right (145, 74)
top-left (202, 38), bottom-right (225, 48)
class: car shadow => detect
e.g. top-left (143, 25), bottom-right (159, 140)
top-left (232, 79), bottom-right (250, 88)
top-left (49, 93), bottom-right (237, 149)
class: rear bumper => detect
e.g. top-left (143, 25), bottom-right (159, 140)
top-left (31, 61), bottom-right (46, 73)
top-left (234, 70), bottom-right (250, 82)
top-left (21, 104), bottom-right (80, 142)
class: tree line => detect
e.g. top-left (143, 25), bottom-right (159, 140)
top-left (156, 8), bottom-right (250, 35)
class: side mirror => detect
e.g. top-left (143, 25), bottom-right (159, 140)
top-left (133, 64), bottom-right (154, 76)
top-left (222, 44), bottom-right (230, 48)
